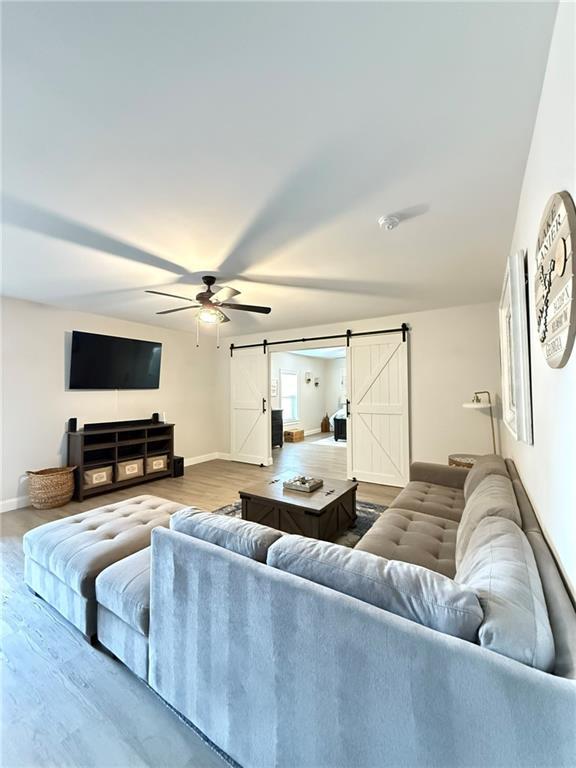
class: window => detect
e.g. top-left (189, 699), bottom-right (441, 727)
top-left (280, 370), bottom-right (298, 422)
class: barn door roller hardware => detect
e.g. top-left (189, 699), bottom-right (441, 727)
top-left (229, 323), bottom-right (409, 356)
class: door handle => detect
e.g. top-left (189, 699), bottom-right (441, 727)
top-left (346, 398), bottom-right (351, 417)
top-left (262, 397), bottom-right (267, 414)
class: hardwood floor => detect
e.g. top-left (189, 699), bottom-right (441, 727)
top-left (0, 447), bottom-right (400, 767)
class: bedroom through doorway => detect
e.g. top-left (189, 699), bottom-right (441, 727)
top-left (270, 346), bottom-right (347, 478)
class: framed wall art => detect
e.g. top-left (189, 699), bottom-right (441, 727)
top-left (499, 249), bottom-right (533, 444)
top-left (534, 190), bottom-right (576, 368)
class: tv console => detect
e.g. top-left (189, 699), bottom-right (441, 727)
top-left (67, 417), bottom-right (175, 501)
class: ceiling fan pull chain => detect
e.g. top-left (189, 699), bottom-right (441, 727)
top-left (216, 322), bottom-right (220, 349)
top-left (196, 316), bottom-right (200, 348)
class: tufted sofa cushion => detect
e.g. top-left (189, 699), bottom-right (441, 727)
top-left (354, 508), bottom-right (458, 577)
top-left (390, 481), bottom-right (465, 523)
top-left (23, 495), bottom-right (184, 598)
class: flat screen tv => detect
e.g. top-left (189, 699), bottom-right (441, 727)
top-left (69, 331), bottom-right (162, 390)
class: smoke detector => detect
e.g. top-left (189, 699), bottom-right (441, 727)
top-left (378, 215), bottom-right (400, 231)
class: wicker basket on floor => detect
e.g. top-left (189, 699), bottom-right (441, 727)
top-left (26, 467), bottom-right (76, 509)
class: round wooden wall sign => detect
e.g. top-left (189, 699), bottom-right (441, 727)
top-left (535, 190), bottom-right (576, 368)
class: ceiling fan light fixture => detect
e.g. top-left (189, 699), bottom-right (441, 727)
top-left (198, 306), bottom-right (226, 324)
top-left (146, 276), bottom-right (270, 324)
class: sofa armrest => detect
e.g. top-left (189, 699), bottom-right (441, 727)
top-left (409, 461), bottom-right (469, 489)
top-left (148, 527), bottom-right (576, 768)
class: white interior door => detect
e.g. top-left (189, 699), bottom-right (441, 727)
top-left (230, 349), bottom-right (271, 466)
top-left (347, 333), bottom-right (409, 486)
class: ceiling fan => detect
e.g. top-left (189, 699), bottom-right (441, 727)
top-left (145, 275), bottom-right (271, 324)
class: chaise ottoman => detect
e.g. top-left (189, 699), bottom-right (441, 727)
top-left (23, 495), bottom-right (185, 640)
top-left (96, 547), bottom-right (152, 679)
top-left (94, 505), bottom-right (207, 678)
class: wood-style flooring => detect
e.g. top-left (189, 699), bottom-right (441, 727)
top-left (0, 437), bottom-right (400, 767)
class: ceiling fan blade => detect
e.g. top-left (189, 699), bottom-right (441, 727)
top-left (3, 195), bottom-right (186, 275)
top-left (389, 203), bottom-right (430, 223)
top-left (219, 302), bottom-right (271, 314)
top-left (211, 285), bottom-right (241, 302)
top-left (146, 289), bottom-right (196, 302)
top-left (215, 139), bottom-right (405, 277)
top-left (156, 305), bottom-right (200, 315)
top-left (238, 274), bottom-right (405, 297)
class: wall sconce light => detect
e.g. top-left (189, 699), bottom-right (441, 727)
top-left (305, 371), bottom-right (312, 384)
top-left (314, 377), bottom-right (319, 387)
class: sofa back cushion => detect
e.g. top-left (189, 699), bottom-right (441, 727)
top-left (456, 475), bottom-right (521, 567)
top-left (456, 516), bottom-right (555, 671)
top-left (463, 454), bottom-right (509, 501)
top-left (170, 508), bottom-right (281, 562)
top-left (268, 535), bottom-right (483, 641)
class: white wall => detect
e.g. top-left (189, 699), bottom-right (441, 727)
top-left (270, 352), bottom-right (328, 433)
top-left (502, 3), bottom-right (576, 593)
top-left (325, 357), bottom-right (346, 417)
top-left (217, 301), bottom-right (501, 463)
top-left (1, 297), bottom-right (503, 521)
top-left (0, 297), bottom-right (221, 509)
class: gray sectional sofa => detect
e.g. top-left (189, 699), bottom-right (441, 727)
top-left (23, 457), bottom-right (576, 768)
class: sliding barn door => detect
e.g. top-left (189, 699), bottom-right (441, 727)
top-left (230, 349), bottom-right (271, 466)
top-left (347, 333), bottom-right (409, 486)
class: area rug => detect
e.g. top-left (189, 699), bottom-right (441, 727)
top-left (213, 499), bottom-right (387, 548)
top-left (312, 436), bottom-right (347, 448)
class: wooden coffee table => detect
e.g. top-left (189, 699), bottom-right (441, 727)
top-left (239, 473), bottom-right (358, 541)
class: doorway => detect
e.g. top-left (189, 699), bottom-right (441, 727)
top-left (270, 346), bottom-right (348, 478)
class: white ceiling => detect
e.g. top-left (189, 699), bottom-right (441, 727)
top-left (290, 347), bottom-right (346, 360)
top-left (2, 2), bottom-right (557, 336)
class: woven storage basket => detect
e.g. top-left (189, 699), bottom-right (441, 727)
top-left (26, 467), bottom-right (76, 509)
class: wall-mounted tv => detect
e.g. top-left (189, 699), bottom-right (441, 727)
top-left (69, 331), bottom-right (162, 390)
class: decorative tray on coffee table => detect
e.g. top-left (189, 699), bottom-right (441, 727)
top-left (283, 475), bottom-right (324, 493)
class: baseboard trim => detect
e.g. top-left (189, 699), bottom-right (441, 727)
top-left (0, 495), bottom-right (29, 513)
top-left (304, 428), bottom-right (322, 437)
top-left (184, 452), bottom-right (230, 467)
top-left (1, 454), bottom-right (233, 512)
